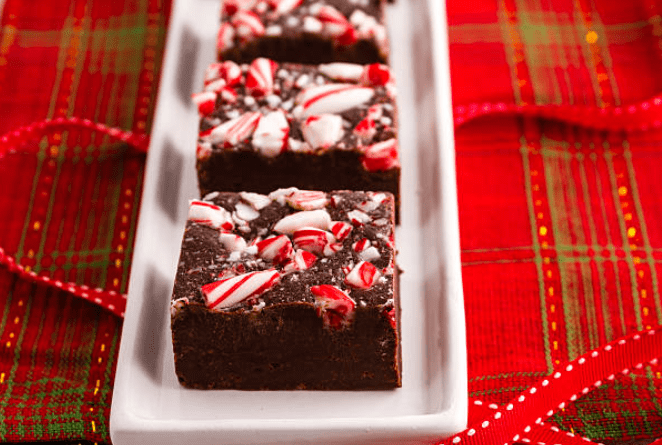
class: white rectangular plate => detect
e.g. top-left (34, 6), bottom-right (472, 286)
top-left (110, 0), bottom-right (467, 441)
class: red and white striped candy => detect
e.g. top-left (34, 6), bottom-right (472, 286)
top-left (219, 86), bottom-right (239, 104)
top-left (268, 0), bottom-right (302, 16)
top-left (217, 22), bottom-right (235, 52)
top-left (345, 261), bottom-right (380, 289)
top-left (252, 110), bottom-right (289, 157)
top-left (360, 138), bottom-right (399, 171)
top-left (359, 64), bottom-right (390, 87)
top-left (352, 238), bottom-right (371, 252)
top-left (335, 26), bottom-right (358, 46)
top-left (310, 284), bottom-right (356, 328)
top-left (222, 0), bottom-right (258, 16)
top-left (191, 91), bottom-right (217, 116)
top-left (231, 10), bottom-right (266, 40)
top-left (206, 111), bottom-right (261, 146)
top-left (318, 63), bottom-right (364, 82)
top-left (323, 242), bottom-right (343, 256)
top-left (312, 4), bottom-right (354, 40)
top-left (245, 58), bottom-right (278, 97)
top-left (330, 221), bottom-right (352, 240)
top-left (301, 114), bottom-right (344, 150)
top-left (273, 209), bottom-right (332, 234)
top-left (366, 104), bottom-right (383, 120)
top-left (385, 307), bottom-right (396, 329)
top-left (196, 141), bottom-right (212, 160)
top-left (219, 232), bottom-right (248, 252)
top-left (283, 249), bottom-right (318, 273)
top-left (347, 209), bottom-right (370, 225)
top-left (284, 190), bottom-right (328, 210)
top-left (202, 269), bottom-right (280, 310)
top-left (206, 61), bottom-right (243, 86)
top-left (256, 235), bottom-right (294, 265)
top-left (293, 228), bottom-right (336, 255)
top-left (188, 200), bottom-right (234, 231)
top-left (240, 191), bottom-right (272, 210)
top-left (353, 116), bottom-right (376, 140)
top-left (297, 84), bottom-right (374, 117)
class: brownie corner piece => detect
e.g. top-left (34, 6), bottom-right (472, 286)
top-left (170, 188), bottom-right (401, 390)
top-left (193, 59), bottom-right (400, 208)
top-left (218, 0), bottom-right (389, 64)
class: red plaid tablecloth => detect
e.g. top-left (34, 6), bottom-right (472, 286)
top-left (0, 0), bottom-right (661, 443)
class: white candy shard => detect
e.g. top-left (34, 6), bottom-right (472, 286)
top-left (268, 0), bottom-right (303, 16)
top-left (188, 200), bottom-right (234, 231)
top-left (202, 269), bottom-right (280, 310)
top-left (297, 84), bottom-right (374, 117)
top-left (318, 63), bottom-right (364, 82)
top-left (252, 110), bottom-right (289, 157)
top-left (240, 191), bottom-right (272, 210)
top-left (235, 202), bottom-right (260, 221)
top-left (347, 209), bottom-right (371, 225)
top-left (273, 209), bottom-right (332, 234)
top-left (359, 246), bottom-right (380, 262)
top-left (361, 138), bottom-right (400, 171)
top-left (284, 189), bottom-right (328, 210)
top-left (217, 22), bottom-right (235, 52)
top-left (219, 232), bottom-right (248, 252)
top-left (301, 114), bottom-right (344, 149)
top-left (231, 10), bottom-right (266, 40)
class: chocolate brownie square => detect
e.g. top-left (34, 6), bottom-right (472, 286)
top-left (218, 0), bottom-right (389, 64)
top-left (170, 188), bottom-right (401, 390)
top-left (193, 59), bottom-right (400, 210)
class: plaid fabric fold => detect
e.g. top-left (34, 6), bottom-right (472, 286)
top-left (449, 0), bottom-right (662, 441)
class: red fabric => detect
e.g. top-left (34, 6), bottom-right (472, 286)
top-left (0, 0), bottom-right (661, 443)
top-left (449, 0), bottom-right (662, 440)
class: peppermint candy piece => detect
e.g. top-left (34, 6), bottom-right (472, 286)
top-left (359, 246), bottom-right (380, 262)
top-left (348, 209), bottom-right (371, 225)
top-left (301, 114), bottom-right (344, 150)
top-left (360, 138), bottom-right (400, 171)
top-left (353, 116), bottom-right (376, 141)
top-left (231, 10), bottom-right (266, 41)
top-left (222, 0), bottom-right (258, 16)
top-left (252, 110), bottom-right (289, 157)
top-left (360, 64), bottom-right (391, 87)
top-left (240, 191), bottom-right (272, 210)
top-left (188, 200), bottom-right (234, 231)
top-left (292, 228), bottom-right (336, 255)
top-left (310, 284), bottom-right (356, 329)
top-left (256, 235), bottom-right (294, 265)
top-left (205, 60), bottom-right (243, 87)
top-left (273, 209), bottom-right (332, 234)
top-left (284, 190), bottom-right (329, 210)
top-left (318, 63), bottom-right (364, 82)
top-left (268, 0), bottom-right (302, 16)
top-left (283, 249), bottom-right (318, 273)
top-left (217, 22), bottom-right (235, 52)
top-left (312, 4), bottom-right (354, 42)
top-left (345, 261), bottom-right (381, 289)
top-left (352, 238), bottom-right (371, 252)
top-left (191, 91), bottom-right (217, 116)
top-left (330, 221), bottom-right (352, 240)
top-left (196, 141), bottom-right (212, 160)
top-left (219, 232), bottom-right (248, 252)
top-left (385, 307), bottom-right (396, 329)
top-left (202, 269), bottom-right (280, 310)
top-left (297, 84), bottom-right (374, 118)
top-left (205, 111), bottom-right (261, 146)
top-left (246, 58), bottom-right (278, 97)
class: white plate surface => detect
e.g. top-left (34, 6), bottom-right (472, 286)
top-left (110, 0), bottom-right (467, 441)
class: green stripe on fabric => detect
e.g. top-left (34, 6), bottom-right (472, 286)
top-left (587, 7), bottom-right (622, 106)
top-left (622, 141), bottom-right (662, 324)
top-left (541, 141), bottom-right (582, 360)
top-left (123, 166), bottom-right (144, 291)
top-left (520, 140), bottom-right (553, 373)
top-left (469, 371), bottom-right (547, 381)
top-left (572, 9), bottom-right (603, 107)
top-left (498, 2), bottom-right (524, 105)
top-left (0, 289), bottom-right (35, 440)
top-left (604, 145), bottom-right (642, 329)
top-left (470, 386), bottom-right (533, 397)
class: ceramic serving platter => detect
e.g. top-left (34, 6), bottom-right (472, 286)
top-left (110, 0), bottom-right (467, 441)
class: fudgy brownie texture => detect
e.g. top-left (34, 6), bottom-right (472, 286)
top-left (193, 59), bottom-right (400, 210)
top-left (171, 188), bottom-right (401, 390)
top-left (218, 0), bottom-right (389, 64)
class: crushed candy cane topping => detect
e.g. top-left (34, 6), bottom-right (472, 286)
top-left (183, 190), bottom-right (395, 321)
top-left (196, 59), bottom-right (398, 171)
